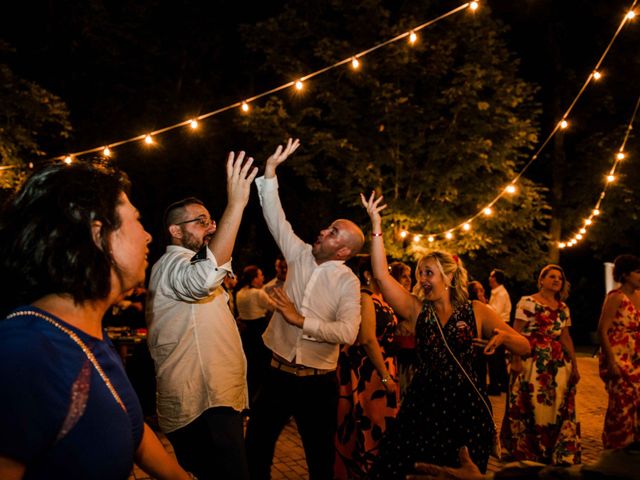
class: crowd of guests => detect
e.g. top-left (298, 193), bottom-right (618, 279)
top-left (0, 138), bottom-right (638, 480)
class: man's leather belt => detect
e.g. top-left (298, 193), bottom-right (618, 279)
top-left (270, 356), bottom-right (334, 377)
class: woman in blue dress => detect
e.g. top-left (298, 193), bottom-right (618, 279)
top-left (360, 192), bottom-right (530, 479)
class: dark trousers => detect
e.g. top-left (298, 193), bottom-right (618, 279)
top-left (487, 345), bottom-right (507, 393)
top-left (245, 367), bottom-right (338, 480)
top-left (240, 317), bottom-right (271, 404)
top-left (166, 406), bottom-right (249, 480)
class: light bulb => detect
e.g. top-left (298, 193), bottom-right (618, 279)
top-left (413, 235), bottom-right (421, 243)
top-left (409, 32), bottom-right (417, 44)
top-left (103, 147), bottom-right (111, 157)
top-left (463, 223), bottom-right (471, 231)
top-left (400, 230), bottom-right (408, 239)
top-left (295, 80), bottom-right (304, 91)
top-left (576, 234), bottom-right (583, 240)
top-left (607, 174), bottom-right (615, 183)
top-left (592, 71), bottom-right (602, 80)
top-left (351, 57), bottom-right (360, 70)
top-left (592, 209), bottom-right (600, 216)
top-left (64, 156), bottom-right (73, 164)
top-left (144, 134), bottom-right (153, 144)
top-left (579, 228), bottom-right (586, 234)
top-left (616, 152), bottom-right (625, 160)
top-left (483, 207), bottom-right (493, 216)
top-left (428, 236), bottom-right (434, 243)
top-left (241, 102), bottom-right (250, 112)
top-left (190, 119), bottom-right (199, 129)
top-left (505, 185), bottom-right (517, 194)
top-left (445, 232), bottom-right (453, 240)
top-left (627, 10), bottom-right (636, 20)
top-left (470, 1), bottom-right (479, 11)
top-left (559, 242), bottom-right (566, 249)
top-left (585, 218), bottom-right (593, 225)
top-left (559, 120), bottom-right (568, 129)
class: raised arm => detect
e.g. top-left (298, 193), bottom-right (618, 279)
top-left (264, 138), bottom-right (300, 179)
top-left (597, 292), bottom-right (623, 379)
top-left (360, 192), bottom-right (420, 321)
top-left (208, 151), bottom-right (258, 264)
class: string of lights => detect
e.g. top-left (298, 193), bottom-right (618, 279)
top-left (558, 93), bottom-right (640, 249)
top-left (37, 1), bottom-right (477, 166)
top-left (397, 1), bottom-right (638, 244)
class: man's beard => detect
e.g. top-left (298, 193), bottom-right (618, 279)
top-left (182, 229), bottom-right (205, 252)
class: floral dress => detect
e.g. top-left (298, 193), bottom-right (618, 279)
top-left (368, 301), bottom-right (494, 479)
top-left (334, 289), bottom-right (399, 480)
top-left (599, 289), bottom-right (640, 449)
top-left (501, 296), bottom-right (581, 465)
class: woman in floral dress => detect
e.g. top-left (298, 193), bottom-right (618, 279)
top-left (334, 255), bottom-right (399, 479)
top-left (598, 254), bottom-right (640, 449)
top-left (360, 193), bottom-right (530, 478)
top-left (502, 264), bottom-right (581, 465)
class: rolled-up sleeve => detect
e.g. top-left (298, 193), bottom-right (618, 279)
top-left (166, 248), bottom-right (232, 301)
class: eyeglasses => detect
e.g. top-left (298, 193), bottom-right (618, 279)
top-left (175, 215), bottom-right (215, 228)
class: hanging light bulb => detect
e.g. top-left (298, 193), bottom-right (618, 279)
top-left (413, 234), bottom-right (421, 243)
top-left (592, 70), bottom-right (602, 80)
top-left (626, 10), bottom-right (636, 20)
top-left (445, 232), bottom-right (453, 240)
top-left (351, 57), bottom-right (360, 70)
top-left (579, 228), bottom-right (586, 234)
top-left (576, 234), bottom-right (583, 240)
top-left (64, 155), bottom-right (73, 165)
top-left (607, 174), bottom-right (615, 183)
top-left (428, 235), bottom-right (435, 243)
top-left (505, 184), bottom-right (517, 194)
top-left (585, 218), bottom-right (593, 225)
top-left (400, 230), bottom-right (408, 239)
top-left (616, 151), bottom-right (625, 160)
top-left (462, 223), bottom-right (471, 231)
top-left (559, 242), bottom-right (566, 249)
top-left (559, 119), bottom-right (568, 129)
top-left (103, 147), bottom-right (111, 157)
top-left (483, 207), bottom-right (493, 216)
top-left (144, 134), bottom-right (153, 145)
top-left (469, 1), bottom-right (479, 11)
top-left (295, 80), bottom-right (304, 91)
top-left (241, 101), bottom-right (250, 112)
top-left (190, 119), bottom-right (199, 129)
top-left (409, 31), bottom-right (418, 44)
top-left (593, 209), bottom-right (600, 216)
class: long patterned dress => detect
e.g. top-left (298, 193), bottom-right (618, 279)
top-left (501, 296), bottom-right (581, 465)
top-left (335, 289), bottom-right (399, 480)
top-left (599, 289), bottom-right (640, 449)
top-left (368, 301), bottom-right (494, 479)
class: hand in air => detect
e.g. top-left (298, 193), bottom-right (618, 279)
top-left (360, 191), bottom-right (387, 229)
top-left (226, 151), bottom-right (258, 208)
top-left (265, 138), bottom-right (301, 178)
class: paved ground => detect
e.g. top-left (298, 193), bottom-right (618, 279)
top-left (131, 353), bottom-right (608, 479)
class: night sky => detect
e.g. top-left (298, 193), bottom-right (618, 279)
top-left (2, 0), bottom-right (638, 342)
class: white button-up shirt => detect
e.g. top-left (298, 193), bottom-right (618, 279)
top-left (255, 176), bottom-right (361, 370)
top-left (146, 245), bottom-right (248, 433)
top-left (236, 287), bottom-right (274, 320)
top-left (489, 284), bottom-right (512, 323)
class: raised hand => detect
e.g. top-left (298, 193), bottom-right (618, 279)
top-left (360, 191), bottom-right (387, 230)
top-left (265, 138), bottom-right (301, 178)
top-left (226, 151), bottom-right (259, 208)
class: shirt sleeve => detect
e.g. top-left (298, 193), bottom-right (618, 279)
top-left (302, 274), bottom-right (361, 345)
top-left (255, 175), bottom-right (307, 263)
top-left (515, 296), bottom-right (534, 324)
top-left (562, 303), bottom-right (572, 327)
top-left (0, 332), bottom-right (67, 463)
top-left (166, 248), bottom-right (232, 301)
top-left (257, 289), bottom-right (275, 311)
top-left (489, 289), bottom-right (511, 322)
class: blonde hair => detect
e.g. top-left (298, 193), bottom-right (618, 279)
top-left (413, 250), bottom-right (468, 306)
top-left (538, 264), bottom-right (570, 301)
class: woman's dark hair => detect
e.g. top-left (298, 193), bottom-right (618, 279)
top-left (613, 254), bottom-right (640, 283)
top-left (468, 280), bottom-right (482, 301)
top-left (237, 265), bottom-right (261, 290)
top-left (344, 254), bottom-right (373, 284)
top-left (0, 162), bottom-right (131, 315)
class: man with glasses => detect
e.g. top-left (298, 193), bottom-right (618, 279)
top-left (146, 152), bottom-right (257, 480)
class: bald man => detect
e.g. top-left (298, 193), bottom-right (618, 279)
top-left (246, 139), bottom-right (364, 480)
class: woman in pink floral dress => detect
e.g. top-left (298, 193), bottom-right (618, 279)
top-left (501, 264), bottom-right (581, 465)
top-left (598, 254), bottom-right (640, 449)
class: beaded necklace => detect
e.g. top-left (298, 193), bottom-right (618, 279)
top-left (6, 310), bottom-right (127, 413)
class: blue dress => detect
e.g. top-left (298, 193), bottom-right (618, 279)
top-left (0, 306), bottom-right (144, 479)
top-left (368, 301), bottom-right (494, 479)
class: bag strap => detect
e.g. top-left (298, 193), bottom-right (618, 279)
top-left (6, 310), bottom-right (127, 413)
top-left (429, 303), bottom-right (496, 429)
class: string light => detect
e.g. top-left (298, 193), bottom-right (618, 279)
top-left (190, 119), bottom-right (199, 129)
top-left (103, 147), bottom-right (111, 157)
top-left (445, 232), bottom-right (454, 240)
top-left (559, 119), bottom-right (569, 129)
top-left (585, 218), bottom-right (593, 225)
top-left (400, 230), bottom-right (408, 239)
top-left (483, 207), bottom-right (493, 216)
top-left (593, 209), bottom-right (600, 216)
top-left (627, 10), bottom-right (636, 20)
top-left (579, 228), bottom-right (586, 234)
top-left (505, 184), bottom-right (517, 194)
top-left (409, 31), bottom-right (418, 44)
top-left (351, 57), bottom-right (361, 70)
top-left (241, 101), bottom-right (250, 112)
top-left (616, 151), bottom-right (625, 160)
top-left (607, 174), bottom-right (616, 182)
top-left (559, 242), bottom-right (567, 249)
top-left (470, 1), bottom-right (479, 11)
top-left (428, 235), bottom-right (435, 243)
top-left (413, 234), bottom-right (421, 243)
top-left (592, 70), bottom-right (602, 80)
top-left (64, 156), bottom-right (73, 165)
top-left (295, 80), bottom-right (304, 90)
top-left (144, 134), bottom-right (153, 145)
top-left (462, 222), bottom-right (471, 231)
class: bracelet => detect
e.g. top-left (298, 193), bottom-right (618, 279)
top-left (371, 232), bottom-right (383, 237)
